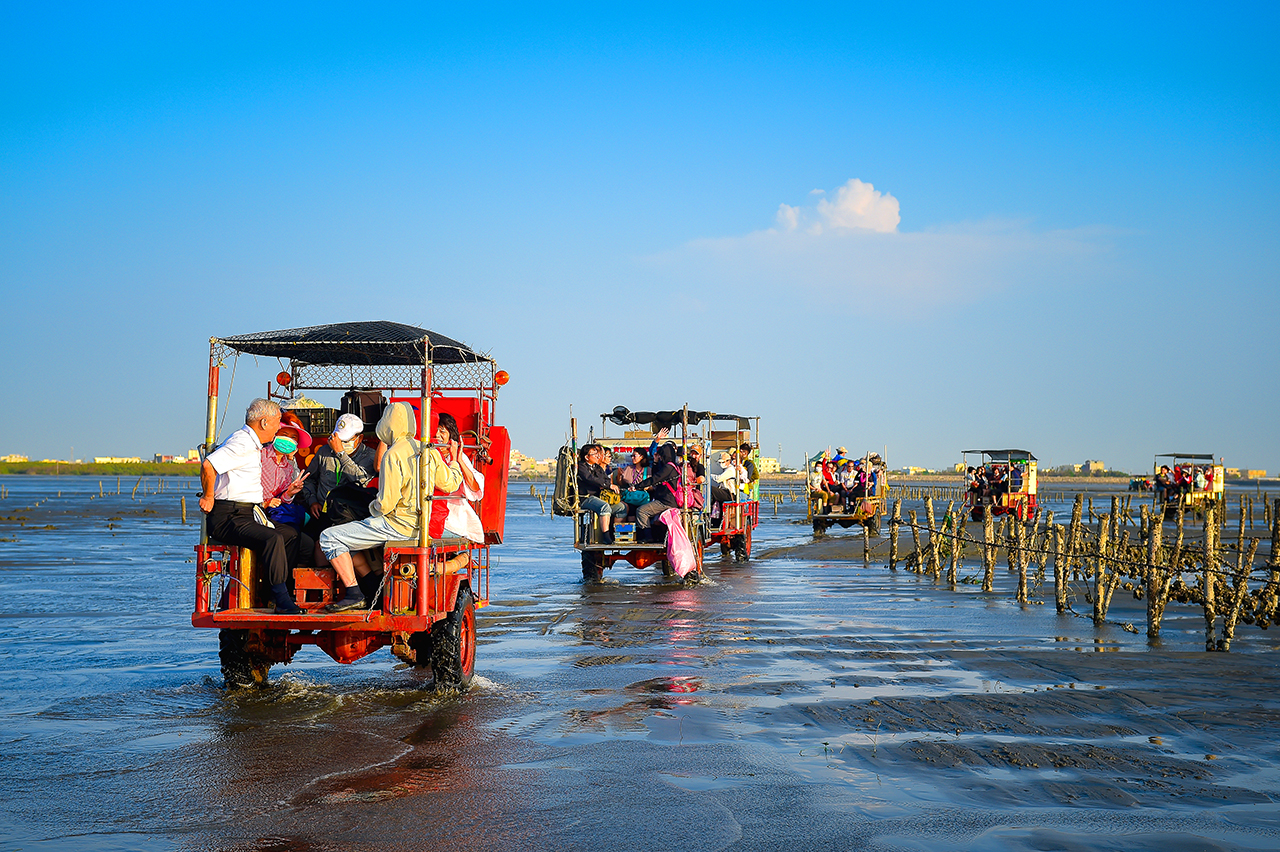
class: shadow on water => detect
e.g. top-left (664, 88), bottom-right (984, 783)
top-left (3, 478), bottom-right (1280, 850)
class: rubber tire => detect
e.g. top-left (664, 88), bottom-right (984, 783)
top-left (582, 552), bottom-right (604, 581)
top-left (866, 514), bottom-right (881, 537)
top-left (731, 533), bottom-right (747, 562)
top-left (431, 585), bottom-right (476, 689)
top-left (219, 629), bottom-right (271, 690)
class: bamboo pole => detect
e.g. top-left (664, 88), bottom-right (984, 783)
top-left (1143, 505), bottom-right (1166, 640)
top-left (1220, 538), bottom-right (1258, 652)
top-left (1052, 524), bottom-right (1066, 611)
top-left (948, 503), bottom-right (960, 588)
top-left (181, 496), bottom-right (187, 524)
top-left (1015, 513), bottom-right (1028, 603)
top-left (1203, 502), bottom-right (1219, 651)
top-left (924, 496), bottom-right (938, 578)
top-left (1093, 512), bottom-right (1110, 625)
top-left (888, 499), bottom-right (901, 571)
top-left (982, 508), bottom-right (995, 592)
top-left (908, 509), bottom-right (921, 573)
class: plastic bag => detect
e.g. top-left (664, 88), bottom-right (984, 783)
top-left (659, 507), bottom-right (697, 578)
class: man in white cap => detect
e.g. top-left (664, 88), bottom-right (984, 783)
top-left (302, 413), bottom-right (379, 541)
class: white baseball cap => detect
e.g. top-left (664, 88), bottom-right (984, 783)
top-left (334, 413), bottom-right (364, 441)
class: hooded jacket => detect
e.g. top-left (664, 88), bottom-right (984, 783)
top-left (371, 401), bottom-right (463, 537)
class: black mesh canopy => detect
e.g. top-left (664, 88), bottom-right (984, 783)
top-left (962, 449), bottom-right (1037, 462)
top-left (603, 406), bottom-right (752, 430)
top-left (216, 321), bottom-right (490, 366)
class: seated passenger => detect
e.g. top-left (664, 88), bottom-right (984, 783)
top-left (1154, 465), bottom-right (1172, 503)
top-left (260, 415), bottom-right (311, 531)
top-left (1194, 465), bottom-right (1208, 492)
top-left (427, 412), bottom-right (485, 576)
top-left (304, 413), bottom-right (378, 528)
top-left (200, 399), bottom-right (307, 615)
top-left (739, 443), bottom-right (760, 500)
top-left (634, 443), bottom-right (686, 540)
top-left (614, 448), bottom-right (650, 489)
top-left (577, 444), bottom-right (626, 541)
top-left (712, 451), bottom-right (745, 518)
top-left (1009, 463), bottom-right (1023, 494)
top-left (319, 402), bottom-right (463, 612)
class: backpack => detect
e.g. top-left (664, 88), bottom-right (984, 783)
top-left (663, 462), bottom-right (705, 510)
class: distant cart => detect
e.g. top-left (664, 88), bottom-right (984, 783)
top-left (1152, 452), bottom-right (1224, 519)
top-left (963, 449), bottom-right (1037, 521)
top-left (554, 406), bottom-right (759, 579)
top-left (808, 451), bottom-right (888, 536)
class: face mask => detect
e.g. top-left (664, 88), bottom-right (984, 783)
top-left (273, 437), bottom-right (298, 454)
top-left (341, 440), bottom-right (358, 454)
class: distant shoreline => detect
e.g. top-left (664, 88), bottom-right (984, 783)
top-left (0, 462), bottom-right (200, 477)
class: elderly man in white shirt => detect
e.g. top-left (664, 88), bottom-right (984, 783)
top-left (199, 398), bottom-right (307, 615)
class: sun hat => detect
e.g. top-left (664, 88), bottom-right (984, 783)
top-left (277, 413), bottom-right (312, 450)
top-left (334, 413), bottom-right (364, 441)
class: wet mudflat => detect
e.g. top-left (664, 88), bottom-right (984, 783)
top-left (2, 476), bottom-right (1279, 851)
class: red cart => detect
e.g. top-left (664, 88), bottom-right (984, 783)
top-left (192, 322), bottom-right (509, 689)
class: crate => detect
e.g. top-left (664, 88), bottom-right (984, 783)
top-left (289, 407), bottom-right (338, 439)
top-left (613, 522), bottom-right (636, 544)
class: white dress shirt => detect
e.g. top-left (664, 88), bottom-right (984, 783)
top-left (206, 425), bottom-right (265, 502)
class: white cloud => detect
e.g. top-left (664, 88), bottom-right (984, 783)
top-left (776, 178), bottom-right (901, 234)
top-left (643, 179), bottom-right (1111, 310)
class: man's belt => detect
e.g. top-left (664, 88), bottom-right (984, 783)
top-left (213, 499), bottom-right (261, 508)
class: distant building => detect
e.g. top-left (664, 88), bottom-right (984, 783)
top-left (1, 454), bottom-right (28, 463)
top-left (187, 449), bottom-right (200, 461)
top-left (1226, 467), bottom-right (1241, 478)
top-left (1083, 460), bottom-right (1106, 474)
top-left (757, 457), bottom-right (781, 474)
top-left (95, 456), bottom-right (142, 464)
top-left (1243, 469), bottom-right (1267, 480)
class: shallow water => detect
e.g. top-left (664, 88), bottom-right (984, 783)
top-left (1, 476), bottom-right (1278, 851)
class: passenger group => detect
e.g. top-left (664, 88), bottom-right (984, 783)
top-left (200, 398), bottom-right (486, 615)
top-left (575, 429), bottom-right (759, 543)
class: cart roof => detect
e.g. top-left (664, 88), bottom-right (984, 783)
top-left (215, 321), bottom-right (491, 366)
top-left (1155, 453), bottom-right (1215, 460)
top-left (962, 449), bottom-right (1037, 462)
top-left (602, 406), bottom-right (753, 429)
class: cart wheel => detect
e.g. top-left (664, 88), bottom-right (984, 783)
top-left (731, 533), bottom-right (748, 562)
top-left (431, 585), bottom-right (476, 689)
top-left (219, 629), bottom-right (272, 690)
top-left (867, 514), bottom-right (881, 537)
top-left (719, 539), bottom-right (731, 556)
top-left (581, 551), bottom-right (604, 582)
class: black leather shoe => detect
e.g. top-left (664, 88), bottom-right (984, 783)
top-left (324, 589), bottom-right (365, 613)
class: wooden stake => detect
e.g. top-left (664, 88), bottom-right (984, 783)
top-left (888, 499), bottom-right (901, 571)
top-left (982, 508), bottom-right (995, 592)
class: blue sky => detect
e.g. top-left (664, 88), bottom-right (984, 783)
top-left (2, 3), bottom-right (1276, 472)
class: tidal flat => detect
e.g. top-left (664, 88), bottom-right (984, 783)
top-left (1, 475), bottom-right (1278, 851)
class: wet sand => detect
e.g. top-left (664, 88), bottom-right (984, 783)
top-left (1, 477), bottom-right (1278, 850)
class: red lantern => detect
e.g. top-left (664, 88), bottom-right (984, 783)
top-left (276, 371), bottom-right (292, 387)
top-left (494, 370), bottom-right (510, 386)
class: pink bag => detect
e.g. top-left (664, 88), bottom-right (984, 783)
top-left (662, 462), bottom-right (705, 510)
top-left (659, 507), bottom-right (697, 578)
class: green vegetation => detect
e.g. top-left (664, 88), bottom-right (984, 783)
top-left (0, 462), bottom-right (200, 477)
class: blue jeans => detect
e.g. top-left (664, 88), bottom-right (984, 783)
top-left (581, 495), bottom-right (628, 519)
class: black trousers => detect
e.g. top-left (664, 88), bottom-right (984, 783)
top-left (207, 500), bottom-right (303, 586)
